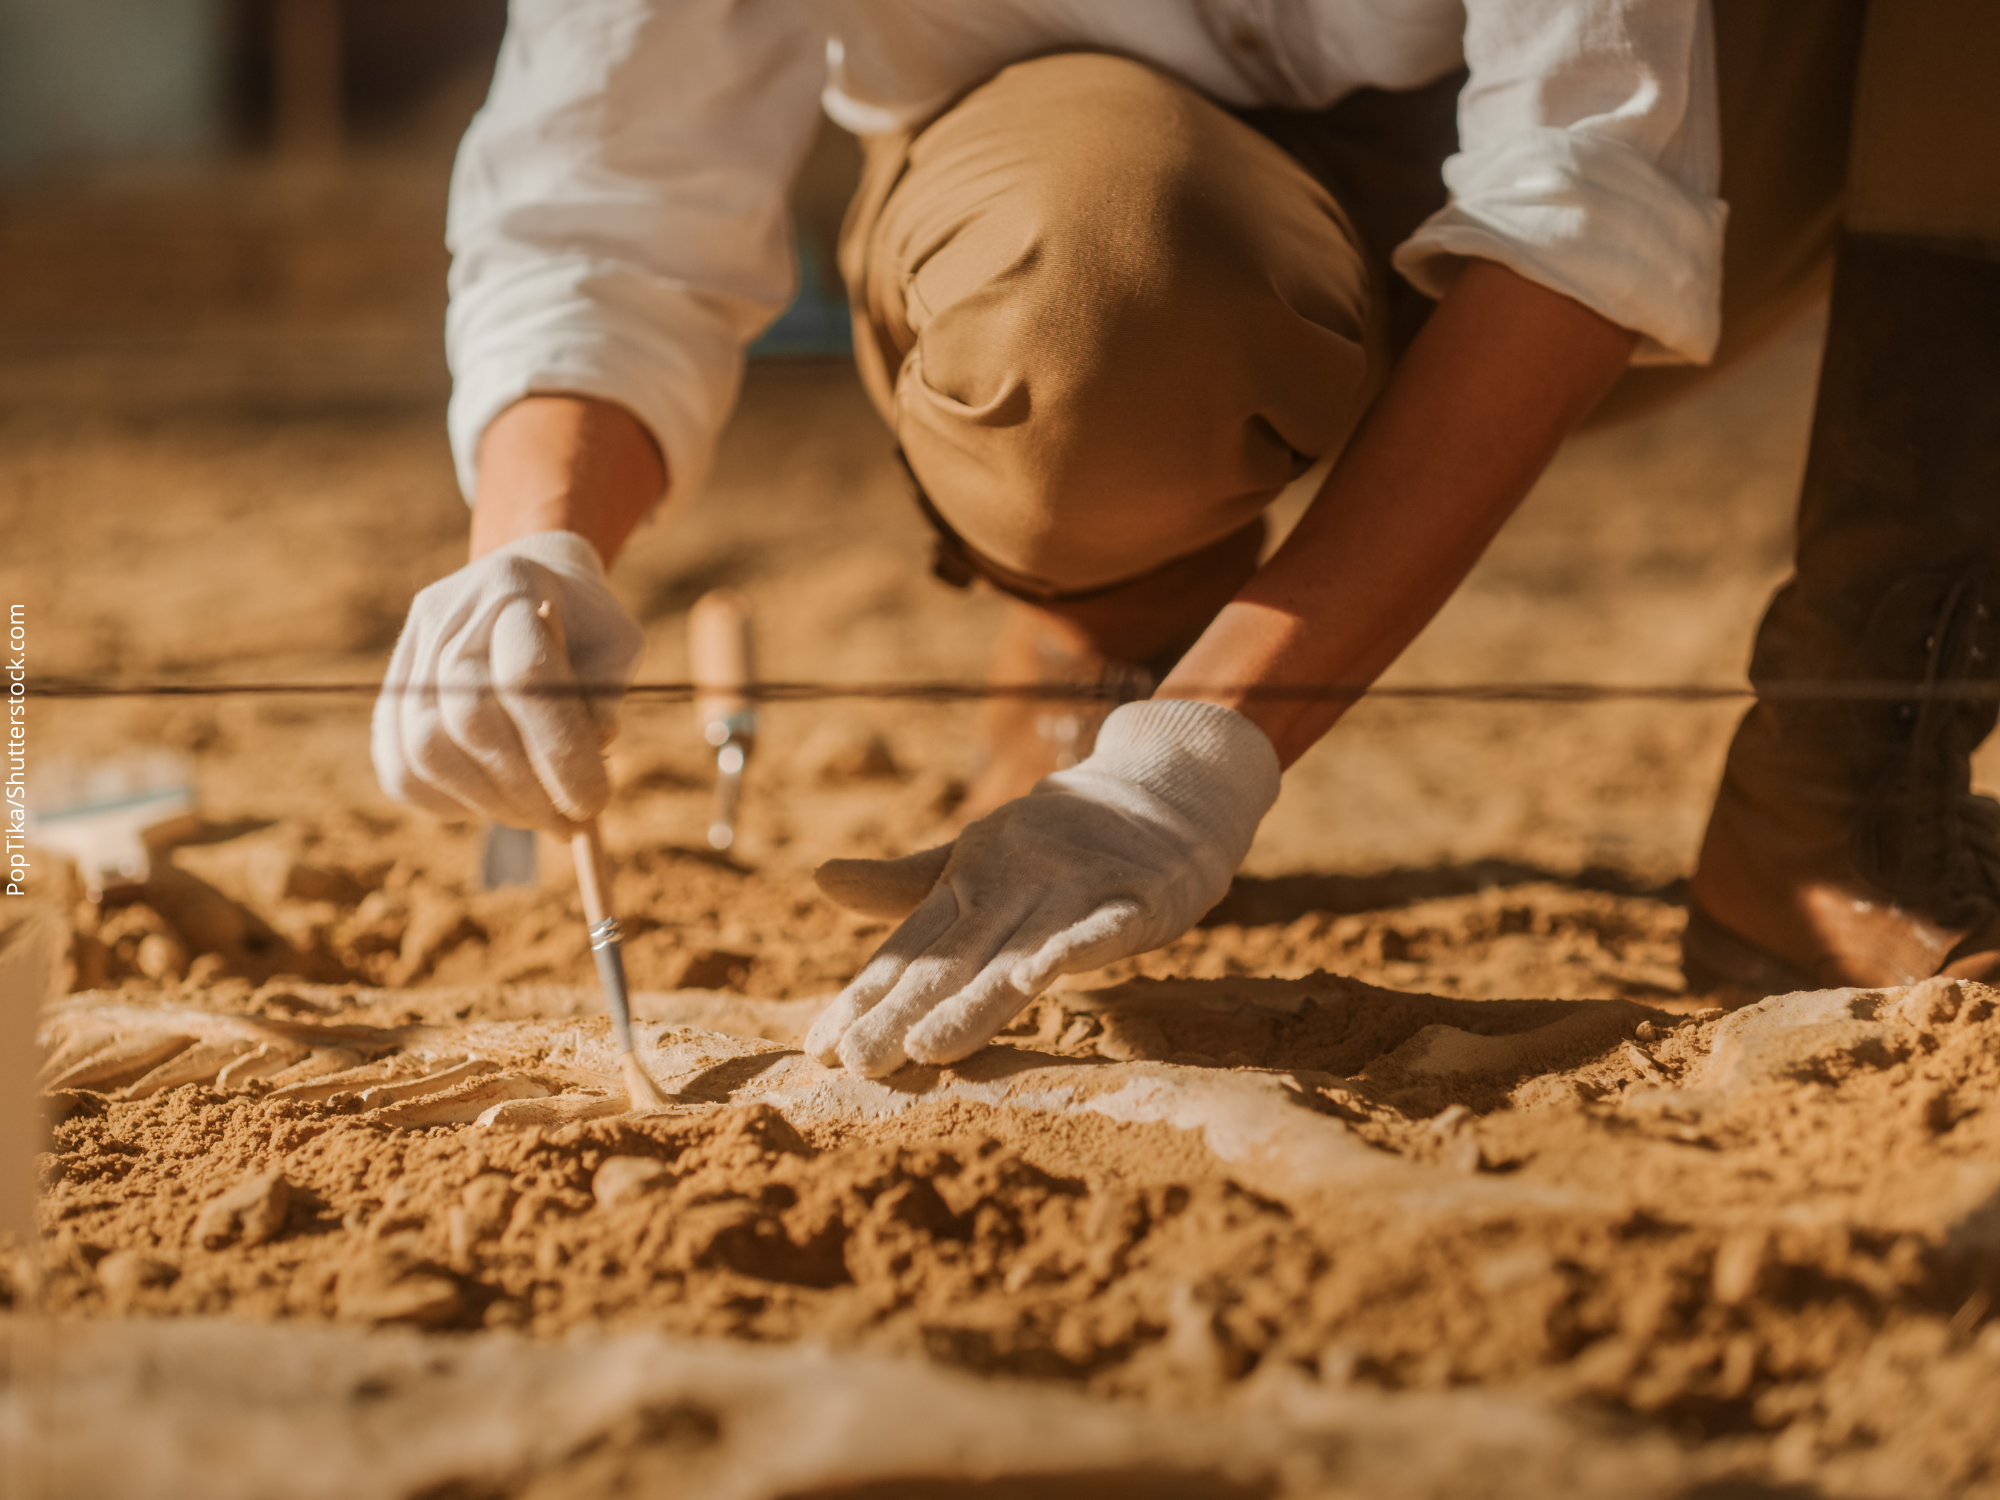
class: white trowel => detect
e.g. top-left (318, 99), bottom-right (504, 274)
top-left (28, 752), bottom-right (199, 900)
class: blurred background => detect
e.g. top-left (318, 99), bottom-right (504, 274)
top-left (6, 2), bottom-right (1932, 1005)
top-left (0, 0), bottom-right (502, 172)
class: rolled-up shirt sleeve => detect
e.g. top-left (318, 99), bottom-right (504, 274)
top-left (1393, 0), bottom-right (1725, 365)
top-left (445, 0), bottom-right (826, 503)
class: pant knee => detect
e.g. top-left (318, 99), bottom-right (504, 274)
top-left (872, 54), bottom-right (1377, 590)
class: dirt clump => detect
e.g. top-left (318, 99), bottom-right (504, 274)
top-left (57, 823), bottom-right (892, 1001)
top-left (28, 977), bottom-right (2000, 1497)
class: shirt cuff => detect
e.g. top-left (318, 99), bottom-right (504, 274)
top-left (1393, 127), bottom-right (1727, 366)
top-left (445, 262), bottom-right (752, 506)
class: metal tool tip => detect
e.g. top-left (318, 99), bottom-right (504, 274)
top-left (707, 823), bottom-right (735, 851)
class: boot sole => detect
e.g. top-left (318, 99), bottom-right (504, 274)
top-left (1680, 903), bottom-right (1818, 1001)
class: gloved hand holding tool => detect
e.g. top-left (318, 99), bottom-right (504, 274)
top-left (806, 699), bottom-right (1280, 1076)
top-left (372, 531), bottom-right (645, 834)
top-left (373, 529), bottom-right (667, 1109)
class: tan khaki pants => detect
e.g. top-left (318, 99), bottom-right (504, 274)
top-left (840, 4), bottom-right (1870, 599)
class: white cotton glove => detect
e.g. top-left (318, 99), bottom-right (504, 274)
top-left (805, 699), bottom-right (1281, 1076)
top-left (372, 531), bottom-right (645, 833)
top-left (814, 843), bottom-right (953, 921)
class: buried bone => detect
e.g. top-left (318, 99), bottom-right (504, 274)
top-left (125, 1039), bottom-right (259, 1099)
top-left (215, 1041), bottom-right (310, 1089)
top-left (269, 1055), bottom-right (455, 1104)
top-left (374, 1074), bottom-right (550, 1127)
top-left (477, 1092), bottom-right (631, 1129)
top-left (44, 1033), bottom-right (197, 1094)
top-left (353, 1058), bottom-right (498, 1108)
top-left (35, 1031), bottom-right (117, 1091)
top-left (261, 1047), bottom-right (367, 1090)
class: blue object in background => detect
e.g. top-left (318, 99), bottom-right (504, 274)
top-left (750, 236), bottom-right (853, 359)
top-left (0, 0), bottom-right (227, 177)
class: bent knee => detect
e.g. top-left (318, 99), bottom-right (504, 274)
top-left (903, 55), bottom-right (1312, 346)
top-left (879, 54), bottom-right (1378, 590)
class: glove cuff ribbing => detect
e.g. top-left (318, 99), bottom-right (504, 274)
top-left (1072, 698), bottom-right (1281, 859)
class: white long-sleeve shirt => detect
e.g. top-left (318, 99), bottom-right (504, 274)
top-left (446, 0), bottom-right (1723, 502)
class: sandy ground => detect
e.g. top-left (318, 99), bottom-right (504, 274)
top-left (6, 124), bottom-right (2000, 1499)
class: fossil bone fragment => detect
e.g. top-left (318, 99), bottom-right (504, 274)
top-left (374, 1074), bottom-right (550, 1128)
top-left (353, 1058), bottom-right (498, 1108)
top-left (476, 1092), bottom-right (630, 1129)
top-left (260, 1047), bottom-right (367, 1089)
top-left (125, 1039), bottom-right (260, 1099)
top-left (45, 1034), bottom-right (197, 1093)
top-left (215, 1042), bottom-right (310, 1089)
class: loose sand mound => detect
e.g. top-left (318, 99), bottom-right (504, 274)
top-left (25, 974), bottom-right (2000, 1496)
top-left (54, 791), bottom-right (1697, 1010)
top-left (15, 150), bottom-right (2000, 1498)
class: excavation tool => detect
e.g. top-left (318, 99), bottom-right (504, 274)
top-left (29, 752), bottom-right (198, 900)
top-left (690, 589), bottom-right (758, 851)
top-left (570, 820), bottom-right (671, 1111)
top-left (479, 824), bottom-right (537, 889)
top-left (525, 597), bottom-right (668, 1111)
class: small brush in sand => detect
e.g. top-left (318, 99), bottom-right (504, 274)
top-left (570, 819), bottom-right (672, 1111)
top-left (530, 597), bottom-right (669, 1110)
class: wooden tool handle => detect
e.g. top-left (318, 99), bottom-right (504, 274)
top-left (570, 820), bottom-right (613, 926)
top-left (690, 588), bottom-right (755, 727)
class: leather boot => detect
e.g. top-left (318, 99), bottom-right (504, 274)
top-left (1685, 235), bottom-right (2000, 995)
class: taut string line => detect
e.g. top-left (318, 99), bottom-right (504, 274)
top-left (30, 678), bottom-right (2000, 705)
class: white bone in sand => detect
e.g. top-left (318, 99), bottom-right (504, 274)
top-left (125, 1039), bottom-right (260, 1099)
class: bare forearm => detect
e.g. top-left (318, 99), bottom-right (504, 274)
top-left (468, 395), bottom-right (666, 565)
top-left (1160, 260), bottom-right (1638, 765)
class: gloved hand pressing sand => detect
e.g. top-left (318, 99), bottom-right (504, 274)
top-left (813, 842), bottom-right (953, 921)
top-left (372, 531), bottom-right (644, 833)
top-left (806, 699), bottom-right (1280, 1076)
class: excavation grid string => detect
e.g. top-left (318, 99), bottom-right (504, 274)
top-left (30, 678), bottom-right (2000, 705)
